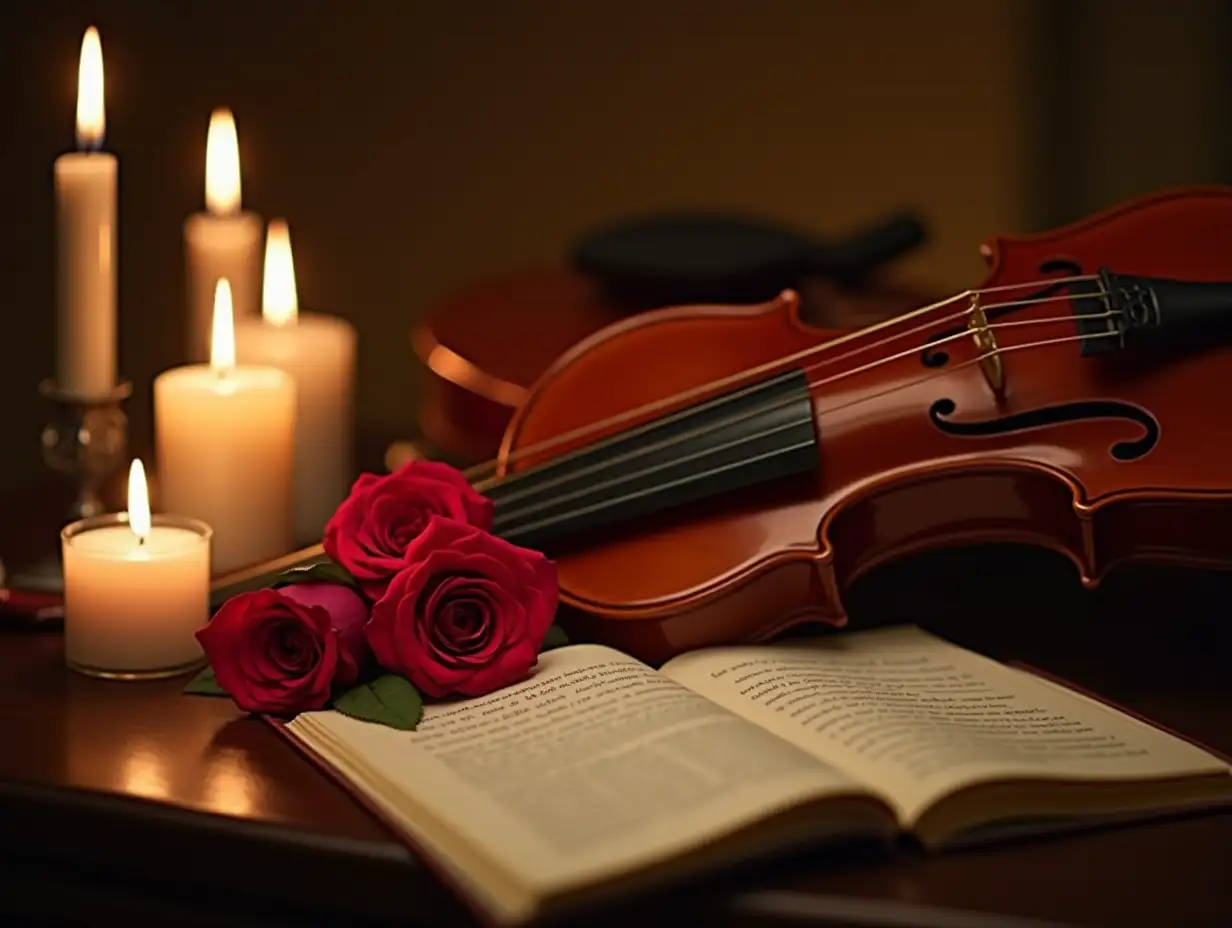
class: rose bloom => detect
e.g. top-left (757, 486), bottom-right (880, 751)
top-left (324, 461), bottom-right (494, 600)
top-left (365, 516), bottom-right (558, 699)
top-left (197, 582), bottom-right (371, 715)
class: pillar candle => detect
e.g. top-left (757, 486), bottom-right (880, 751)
top-left (54, 26), bottom-right (116, 396)
top-left (235, 219), bottom-right (357, 543)
top-left (62, 459), bottom-right (212, 679)
top-left (155, 278), bottom-right (296, 574)
top-left (183, 108), bottom-right (262, 362)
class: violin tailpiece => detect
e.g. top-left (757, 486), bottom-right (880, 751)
top-left (1075, 268), bottom-right (1232, 355)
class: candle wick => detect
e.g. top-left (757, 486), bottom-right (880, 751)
top-left (138, 535), bottom-right (146, 547)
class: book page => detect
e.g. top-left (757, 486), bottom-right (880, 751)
top-left (287, 644), bottom-right (887, 912)
top-left (661, 626), bottom-right (1230, 824)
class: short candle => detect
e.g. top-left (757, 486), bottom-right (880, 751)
top-left (62, 459), bottom-right (212, 679)
top-left (183, 108), bottom-right (262, 362)
top-left (236, 219), bottom-right (357, 543)
top-left (155, 278), bottom-right (296, 574)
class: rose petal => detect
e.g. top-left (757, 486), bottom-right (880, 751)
top-left (441, 586), bottom-right (519, 667)
top-left (324, 461), bottom-right (493, 601)
top-left (195, 587), bottom-right (352, 715)
top-left (456, 637), bottom-right (541, 698)
top-left (437, 595), bottom-right (491, 653)
top-left (278, 581), bottom-right (371, 684)
top-left (360, 516), bottom-right (560, 701)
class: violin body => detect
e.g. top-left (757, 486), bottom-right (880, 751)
top-left (498, 187), bottom-right (1232, 664)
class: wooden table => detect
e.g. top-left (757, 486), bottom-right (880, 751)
top-left (3, 508), bottom-right (1232, 925)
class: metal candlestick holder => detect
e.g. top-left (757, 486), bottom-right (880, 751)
top-left (12, 379), bottom-right (132, 594)
top-left (40, 378), bottom-right (133, 521)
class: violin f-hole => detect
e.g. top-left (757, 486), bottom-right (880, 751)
top-left (927, 397), bottom-right (1161, 462)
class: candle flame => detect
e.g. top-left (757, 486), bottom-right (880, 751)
top-left (210, 278), bottom-right (236, 372)
top-left (75, 27), bottom-right (105, 150)
top-left (127, 458), bottom-right (151, 542)
top-left (262, 219), bottom-right (298, 326)
top-left (205, 108), bottom-right (242, 214)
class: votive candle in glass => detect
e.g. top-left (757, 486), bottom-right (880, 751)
top-left (61, 459), bottom-right (212, 679)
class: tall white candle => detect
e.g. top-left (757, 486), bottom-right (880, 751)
top-left (155, 278), bottom-right (296, 574)
top-left (62, 459), bottom-right (212, 679)
top-left (54, 26), bottom-right (116, 396)
top-left (184, 108), bottom-right (262, 362)
top-left (236, 220), bottom-right (357, 543)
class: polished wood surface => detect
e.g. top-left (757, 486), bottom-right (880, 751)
top-left (0, 630), bottom-right (459, 925)
top-left (3, 540), bottom-right (1232, 925)
top-left (497, 187), bottom-right (1232, 665)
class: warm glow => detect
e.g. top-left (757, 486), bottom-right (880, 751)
top-left (121, 746), bottom-right (170, 801)
top-left (210, 278), bottom-right (236, 371)
top-left (127, 459), bottom-right (151, 542)
top-left (75, 26), bottom-right (105, 149)
top-left (205, 108), bottom-right (242, 214)
top-left (204, 755), bottom-right (256, 817)
top-left (262, 219), bottom-right (298, 326)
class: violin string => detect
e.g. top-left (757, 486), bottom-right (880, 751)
top-left (467, 274), bottom-right (1101, 489)
top-left (468, 273), bottom-right (1098, 485)
top-left (965, 274), bottom-right (1097, 295)
top-left (481, 295), bottom-right (1111, 505)
top-left (228, 296), bottom-right (1111, 583)
top-left (473, 300), bottom-right (975, 494)
top-left (486, 305), bottom-right (975, 504)
top-left (810, 330), bottom-right (1116, 416)
top-left (489, 309), bottom-right (1116, 523)
top-left (490, 415), bottom-right (812, 530)
top-left (493, 328), bottom-right (1122, 541)
top-left (477, 287), bottom-right (1105, 498)
top-left (802, 309), bottom-right (1114, 395)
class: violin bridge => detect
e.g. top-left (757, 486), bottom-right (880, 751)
top-left (968, 294), bottom-right (1006, 397)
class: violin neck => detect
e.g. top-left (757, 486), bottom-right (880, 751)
top-left (487, 368), bottom-right (819, 551)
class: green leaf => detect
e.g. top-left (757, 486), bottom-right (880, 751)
top-left (332, 675), bottom-right (424, 731)
top-left (184, 664), bottom-right (229, 696)
top-left (541, 624), bottom-right (569, 651)
top-left (271, 558), bottom-right (361, 593)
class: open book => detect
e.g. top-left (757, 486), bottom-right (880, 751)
top-left (280, 625), bottom-right (1232, 925)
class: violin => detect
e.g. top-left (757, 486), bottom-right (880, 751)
top-left (480, 185), bottom-right (1232, 662)
top-left (410, 211), bottom-right (935, 462)
top-left (219, 186), bottom-right (1232, 666)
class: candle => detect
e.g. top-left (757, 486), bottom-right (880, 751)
top-left (62, 459), bottom-right (212, 679)
top-left (155, 278), bottom-right (296, 574)
top-left (183, 108), bottom-right (262, 362)
top-left (54, 26), bottom-right (116, 396)
top-left (236, 219), bottom-right (357, 543)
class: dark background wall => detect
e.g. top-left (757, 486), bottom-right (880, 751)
top-left (1, 0), bottom-right (1229, 502)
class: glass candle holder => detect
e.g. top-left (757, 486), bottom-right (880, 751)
top-left (61, 512), bottom-right (212, 680)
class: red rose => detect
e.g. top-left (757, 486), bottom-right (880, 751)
top-left (365, 516), bottom-right (558, 699)
top-left (323, 460), bottom-right (494, 600)
top-left (197, 582), bottom-right (371, 715)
